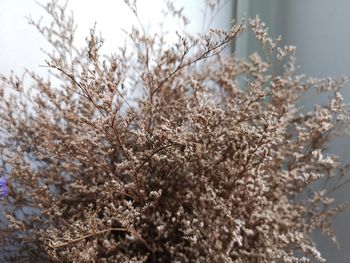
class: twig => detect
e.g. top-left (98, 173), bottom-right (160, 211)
top-left (51, 226), bottom-right (155, 252)
top-left (43, 64), bottom-right (106, 118)
top-left (51, 227), bottom-right (126, 248)
top-left (152, 23), bottom-right (242, 95)
top-left (133, 144), bottom-right (175, 203)
top-left (134, 144), bottom-right (175, 175)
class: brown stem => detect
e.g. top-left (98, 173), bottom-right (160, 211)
top-left (50, 226), bottom-right (155, 253)
top-left (51, 227), bottom-right (126, 248)
top-left (152, 23), bottom-right (242, 95)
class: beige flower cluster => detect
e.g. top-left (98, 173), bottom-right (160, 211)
top-left (0, 1), bottom-right (349, 262)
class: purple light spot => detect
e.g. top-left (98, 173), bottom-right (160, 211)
top-left (0, 177), bottom-right (8, 197)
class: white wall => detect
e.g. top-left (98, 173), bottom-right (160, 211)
top-left (0, 0), bottom-right (233, 75)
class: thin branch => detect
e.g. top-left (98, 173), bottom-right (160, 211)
top-left (43, 64), bottom-right (106, 118)
top-left (51, 227), bottom-right (126, 248)
top-left (326, 177), bottom-right (350, 195)
top-left (111, 114), bottom-right (131, 160)
top-left (134, 144), bottom-right (175, 176)
top-left (152, 23), bottom-right (242, 95)
top-left (132, 143), bottom-right (175, 202)
top-left (50, 226), bottom-right (154, 252)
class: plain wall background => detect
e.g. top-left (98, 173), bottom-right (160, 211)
top-left (0, 0), bottom-right (233, 75)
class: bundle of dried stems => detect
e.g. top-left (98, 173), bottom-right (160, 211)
top-left (1, 1), bottom-right (350, 262)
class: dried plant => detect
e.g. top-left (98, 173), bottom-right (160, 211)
top-left (0, 1), bottom-right (350, 262)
